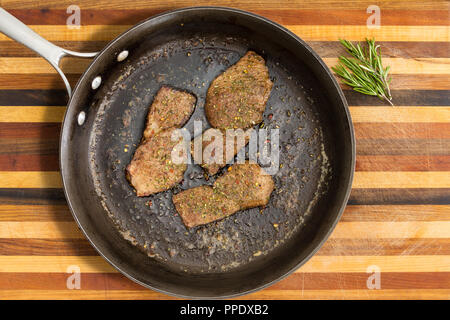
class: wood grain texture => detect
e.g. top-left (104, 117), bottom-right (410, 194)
top-left (0, 89), bottom-right (447, 106)
top-left (2, 41), bottom-right (448, 58)
top-left (0, 204), bottom-right (447, 222)
top-left (4, 9), bottom-right (450, 26)
top-left (1, 289), bottom-right (448, 300)
top-left (2, 106), bottom-right (449, 123)
top-left (2, 0), bottom-right (448, 10)
top-left (0, 25), bottom-right (448, 42)
top-left (0, 272), bottom-right (448, 290)
top-left (1, 171), bottom-right (448, 189)
top-left (1, 221), bottom-right (448, 239)
top-left (0, 1), bottom-right (448, 300)
top-left (3, 57), bottom-right (449, 74)
top-left (1, 238), bottom-right (449, 256)
top-left (0, 255), bottom-right (448, 273)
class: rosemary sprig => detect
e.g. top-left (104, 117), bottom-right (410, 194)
top-left (332, 38), bottom-right (394, 106)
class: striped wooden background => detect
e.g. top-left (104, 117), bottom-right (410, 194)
top-left (0, 0), bottom-right (449, 300)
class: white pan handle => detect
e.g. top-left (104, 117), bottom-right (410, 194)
top-left (0, 7), bottom-right (98, 97)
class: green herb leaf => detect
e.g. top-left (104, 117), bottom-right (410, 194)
top-left (334, 38), bottom-right (394, 106)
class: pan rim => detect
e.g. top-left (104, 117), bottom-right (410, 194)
top-left (59, 6), bottom-right (356, 299)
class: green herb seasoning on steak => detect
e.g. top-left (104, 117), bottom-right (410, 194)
top-left (191, 128), bottom-right (253, 175)
top-left (127, 86), bottom-right (195, 196)
top-left (143, 86), bottom-right (196, 140)
top-left (173, 162), bottom-right (274, 228)
top-left (172, 186), bottom-right (241, 228)
top-left (126, 129), bottom-right (187, 197)
top-left (205, 51), bottom-right (273, 130)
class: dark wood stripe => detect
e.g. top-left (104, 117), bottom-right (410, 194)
top-left (308, 41), bottom-right (450, 58)
top-left (2, 41), bottom-right (448, 58)
top-left (6, 9), bottom-right (450, 26)
top-left (0, 90), bottom-right (448, 107)
top-left (349, 188), bottom-right (450, 205)
top-left (0, 139), bottom-right (58, 156)
top-left (0, 188), bottom-right (448, 207)
top-left (0, 238), bottom-right (447, 256)
top-left (0, 123), bottom-right (61, 139)
top-left (0, 189), bottom-right (66, 205)
top-left (357, 139), bottom-right (450, 155)
top-left (345, 90), bottom-right (450, 106)
top-left (0, 154), bottom-right (59, 171)
top-left (0, 272), bottom-right (447, 290)
top-left (341, 205), bottom-right (450, 221)
top-left (0, 90), bottom-right (68, 106)
top-left (356, 155), bottom-right (450, 171)
top-left (3, 154), bottom-right (449, 172)
top-left (0, 89), bottom-right (450, 106)
top-left (4, 73), bottom-right (448, 91)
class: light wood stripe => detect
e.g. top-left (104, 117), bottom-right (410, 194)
top-left (331, 222), bottom-right (450, 239)
top-left (0, 289), bottom-right (449, 300)
top-left (1, 221), bottom-right (448, 239)
top-left (350, 107), bottom-right (450, 123)
top-left (0, 171), bottom-right (448, 189)
top-left (328, 58), bottom-right (450, 75)
top-left (342, 205), bottom-right (450, 222)
top-left (0, 222), bottom-right (82, 238)
top-left (2, 1), bottom-right (448, 10)
top-left (243, 289), bottom-right (450, 300)
top-left (1, 205), bottom-right (448, 222)
top-left (0, 255), bottom-right (448, 273)
top-left (0, 171), bottom-right (62, 188)
top-left (2, 57), bottom-right (449, 74)
top-left (0, 25), bottom-right (448, 42)
top-left (287, 25), bottom-right (450, 42)
top-left (1, 106), bottom-right (449, 123)
top-left (352, 172), bottom-right (450, 189)
top-left (0, 106), bottom-right (66, 123)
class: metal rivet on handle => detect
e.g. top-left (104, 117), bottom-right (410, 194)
top-left (77, 111), bottom-right (86, 126)
top-left (91, 76), bottom-right (101, 90)
top-left (117, 50), bottom-right (129, 62)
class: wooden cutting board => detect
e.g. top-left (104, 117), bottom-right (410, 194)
top-left (0, 0), bottom-right (449, 300)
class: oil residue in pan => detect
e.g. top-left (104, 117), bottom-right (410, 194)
top-left (89, 34), bottom-right (332, 273)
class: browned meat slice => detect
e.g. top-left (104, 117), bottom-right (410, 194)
top-left (191, 128), bottom-right (253, 175)
top-left (205, 51), bottom-right (273, 130)
top-left (143, 86), bottom-right (196, 140)
top-left (126, 129), bottom-right (187, 196)
top-left (173, 162), bottom-right (274, 228)
top-left (172, 186), bottom-right (240, 228)
top-left (214, 162), bottom-right (274, 209)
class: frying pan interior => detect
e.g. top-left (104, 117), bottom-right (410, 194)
top-left (60, 7), bottom-right (354, 298)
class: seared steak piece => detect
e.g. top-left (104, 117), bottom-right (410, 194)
top-left (143, 86), bottom-right (196, 140)
top-left (205, 51), bottom-right (273, 130)
top-left (214, 162), bottom-right (274, 209)
top-left (127, 129), bottom-right (187, 197)
top-left (191, 128), bottom-right (253, 175)
top-left (173, 162), bottom-right (274, 228)
top-left (127, 86), bottom-right (195, 196)
top-left (172, 186), bottom-right (240, 228)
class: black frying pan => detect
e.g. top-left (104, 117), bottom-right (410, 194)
top-left (0, 7), bottom-right (355, 298)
